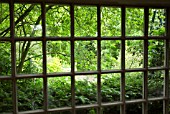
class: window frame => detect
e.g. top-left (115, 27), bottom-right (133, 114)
top-left (0, 0), bottom-right (170, 114)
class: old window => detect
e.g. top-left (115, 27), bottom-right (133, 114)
top-left (0, 0), bottom-right (170, 114)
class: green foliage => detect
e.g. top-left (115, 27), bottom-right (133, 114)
top-left (0, 3), bottom-right (10, 37)
top-left (0, 42), bottom-right (11, 75)
top-left (126, 8), bottom-right (144, 36)
top-left (101, 7), bottom-right (121, 36)
top-left (0, 4), bottom-right (166, 113)
top-left (46, 5), bottom-right (70, 37)
top-left (75, 41), bottom-right (97, 71)
top-left (75, 6), bottom-right (97, 37)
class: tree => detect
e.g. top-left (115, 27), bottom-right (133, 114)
top-left (0, 3), bottom-right (166, 113)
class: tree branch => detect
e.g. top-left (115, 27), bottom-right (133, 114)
top-left (0, 4), bottom-right (35, 36)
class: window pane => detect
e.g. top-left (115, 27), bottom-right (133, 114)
top-left (48, 111), bottom-right (72, 114)
top-left (102, 105), bottom-right (120, 114)
top-left (0, 42), bottom-right (11, 76)
top-left (101, 73), bottom-right (120, 102)
top-left (148, 101), bottom-right (163, 114)
top-left (74, 6), bottom-right (97, 37)
top-left (14, 4), bottom-right (42, 37)
top-left (16, 41), bottom-right (43, 74)
top-left (46, 41), bottom-right (71, 73)
top-left (101, 40), bottom-right (121, 70)
top-left (17, 78), bottom-right (43, 111)
top-left (125, 40), bottom-right (143, 69)
top-left (101, 7), bottom-right (121, 37)
top-left (126, 8), bottom-right (144, 36)
top-left (75, 75), bottom-right (97, 105)
top-left (126, 103), bottom-right (142, 114)
top-left (75, 41), bottom-right (97, 72)
top-left (0, 3), bottom-right (10, 37)
top-left (0, 80), bottom-right (13, 113)
top-left (48, 76), bottom-right (71, 108)
top-left (148, 40), bottom-right (164, 68)
top-left (149, 9), bottom-right (166, 36)
top-left (46, 5), bottom-right (70, 37)
top-left (148, 70), bottom-right (164, 98)
top-left (76, 108), bottom-right (97, 114)
top-left (125, 72), bottom-right (143, 100)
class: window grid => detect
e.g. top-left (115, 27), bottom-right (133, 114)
top-left (143, 7), bottom-right (149, 114)
top-left (0, 1), bottom-right (169, 114)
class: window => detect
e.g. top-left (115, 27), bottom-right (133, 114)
top-left (0, 0), bottom-right (170, 114)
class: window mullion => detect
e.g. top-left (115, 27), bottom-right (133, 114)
top-left (163, 7), bottom-right (170, 114)
top-left (41, 2), bottom-right (48, 113)
top-left (70, 4), bottom-right (76, 114)
top-left (97, 5), bottom-right (101, 114)
top-left (143, 7), bottom-right (149, 114)
top-left (121, 6), bottom-right (126, 114)
top-left (10, 1), bottom-right (18, 114)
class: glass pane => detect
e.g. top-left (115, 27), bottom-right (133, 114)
top-left (101, 40), bottom-right (121, 70)
top-left (148, 101), bottom-right (163, 114)
top-left (148, 40), bottom-right (164, 68)
top-left (16, 41), bottom-right (43, 74)
top-left (126, 8), bottom-right (144, 36)
top-left (101, 73), bottom-right (120, 102)
top-left (125, 72), bottom-right (143, 100)
top-left (125, 40), bottom-right (143, 69)
top-left (0, 3), bottom-right (10, 37)
top-left (0, 42), bottom-right (11, 76)
top-left (148, 70), bottom-right (164, 98)
top-left (76, 108), bottom-right (97, 114)
top-left (14, 4), bottom-right (42, 37)
top-left (74, 6), bottom-right (97, 37)
top-left (102, 105), bottom-right (120, 114)
top-left (149, 9), bottom-right (166, 36)
top-left (46, 5), bottom-right (70, 37)
top-left (126, 103), bottom-right (142, 114)
top-left (48, 77), bottom-right (71, 108)
top-left (75, 75), bottom-right (97, 105)
top-left (47, 41), bottom-right (71, 73)
top-left (48, 111), bottom-right (72, 114)
top-left (101, 7), bottom-right (121, 37)
top-left (75, 41), bottom-right (97, 72)
top-left (17, 78), bottom-right (43, 111)
top-left (0, 80), bottom-right (12, 113)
